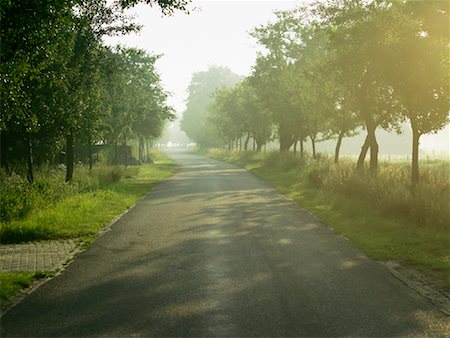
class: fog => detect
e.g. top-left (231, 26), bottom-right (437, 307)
top-left (105, 0), bottom-right (449, 157)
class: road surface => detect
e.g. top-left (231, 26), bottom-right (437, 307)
top-left (1, 150), bottom-right (448, 337)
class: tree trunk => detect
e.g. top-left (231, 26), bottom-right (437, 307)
top-left (279, 133), bottom-right (295, 152)
top-left (356, 134), bottom-right (370, 170)
top-left (279, 123), bottom-right (295, 152)
top-left (123, 139), bottom-right (128, 167)
top-left (293, 140), bottom-right (297, 155)
top-left (114, 142), bottom-right (118, 166)
top-left (411, 120), bottom-right (420, 186)
top-left (300, 139), bottom-right (304, 158)
top-left (26, 133), bottom-right (34, 184)
top-left (310, 135), bottom-right (316, 159)
top-left (369, 130), bottom-right (378, 175)
top-left (88, 137), bottom-right (93, 172)
top-left (65, 133), bottom-right (74, 182)
top-left (139, 137), bottom-right (144, 161)
top-left (1, 131), bottom-right (9, 172)
top-left (256, 140), bottom-right (263, 152)
top-left (334, 130), bottom-right (345, 163)
top-left (244, 132), bottom-right (250, 151)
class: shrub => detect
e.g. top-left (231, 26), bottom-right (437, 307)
top-left (0, 173), bottom-right (35, 222)
top-left (96, 165), bottom-right (125, 187)
top-left (305, 160), bottom-right (332, 188)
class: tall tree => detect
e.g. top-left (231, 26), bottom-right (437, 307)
top-left (383, 1), bottom-right (449, 185)
top-left (317, 0), bottom-right (401, 173)
top-left (181, 66), bottom-right (241, 148)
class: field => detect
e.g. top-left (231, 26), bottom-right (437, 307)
top-left (206, 149), bottom-right (450, 291)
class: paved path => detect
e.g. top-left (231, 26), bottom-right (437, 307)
top-left (1, 150), bottom-right (449, 337)
top-left (0, 240), bottom-right (81, 272)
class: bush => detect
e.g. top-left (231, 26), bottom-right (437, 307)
top-left (95, 165), bottom-right (125, 187)
top-left (0, 173), bottom-right (35, 222)
top-left (305, 160), bottom-right (332, 188)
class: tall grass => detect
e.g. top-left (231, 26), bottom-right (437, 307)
top-left (0, 165), bottom-right (128, 223)
top-left (323, 160), bottom-right (449, 229)
top-left (207, 149), bottom-right (450, 229)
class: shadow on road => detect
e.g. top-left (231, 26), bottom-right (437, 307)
top-left (2, 151), bottom-right (448, 337)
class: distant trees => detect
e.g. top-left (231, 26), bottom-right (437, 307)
top-left (102, 48), bottom-right (173, 165)
top-left (180, 66), bottom-right (241, 148)
top-left (0, 0), bottom-right (182, 182)
top-left (203, 0), bottom-right (448, 185)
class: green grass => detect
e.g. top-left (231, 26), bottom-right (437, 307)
top-left (0, 152), bottom-right (175, 244)
top-left (0, 272), bottom-right (53, 310)
top-left (206, 149), bottom-right (450, 290)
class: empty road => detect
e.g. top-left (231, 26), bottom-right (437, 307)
top-left (1, 150), bottom-right (448, 337)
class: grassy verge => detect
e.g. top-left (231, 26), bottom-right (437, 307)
top-left (0, 272), bottom-right (53, 310)
top-left (0, 151), bottom-right (175, 309)
top-left (0, 152), bottom-right (175, 244)
top-left (206, 149), bottom-right (450, 290)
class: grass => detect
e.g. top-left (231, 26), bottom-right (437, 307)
top-left (0, 151), bottom-right (175, 309)
top-left (0, 272), bottom-right (53, 310)
top-left (0, 152), bottom-right (175, 244)
top-left (206, 149), bottom-right (450, 290)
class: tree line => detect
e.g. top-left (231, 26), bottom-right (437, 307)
top-left (181, 0), bottom-right (449, 185)
top-left (1, 0), bottom-right (189, 183)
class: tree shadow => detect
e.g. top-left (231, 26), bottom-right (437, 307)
top-left (1, 151), bottom-right (448, 337)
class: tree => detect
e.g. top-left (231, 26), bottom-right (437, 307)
top-left (1, 0), bottom-right (187, 181)
top-left (181, 66), bottom-right (241, 148)
top-left (0, 0), bottom-right (77, 182)
top-left (383, 1), bottom-right (449, 185)
top-left (238, 80), bottom-right (272, 151)
top-left (317, 0), bottom-right (401, 173)
top-left (250, 13), bottom-right (300, 152)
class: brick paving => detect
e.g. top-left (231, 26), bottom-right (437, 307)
top-left (0, 240), bottom-right (82, 272)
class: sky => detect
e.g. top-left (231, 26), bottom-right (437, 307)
top-left (104, 0), bottom-right (298, 114)
top-left (104, 0), bottom-right (449, 156)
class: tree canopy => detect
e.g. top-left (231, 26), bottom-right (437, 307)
top-left (204, 0), bottom-right (448, 184)
top-left (0, 0), bottom-right (184, 181)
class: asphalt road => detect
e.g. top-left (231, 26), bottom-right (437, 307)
top-left (1, 150), bottom-right (448, 337)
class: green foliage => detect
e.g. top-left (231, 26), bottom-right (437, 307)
top-left (0, 173), bottom-right (34, 222)
top-left (1, 0), bottom-right (175, 182)
top-left (180, 66), bottom-right (242, 148)
top-left (205, 0), bottom-right (449, 183)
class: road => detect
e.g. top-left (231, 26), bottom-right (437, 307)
top-left (1, 150), bottom-right (448, 337)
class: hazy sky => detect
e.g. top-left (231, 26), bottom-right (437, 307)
top-left (104, 0), bottom-right (449, 155)
top-left (105, 0), bottom-right (298, 113)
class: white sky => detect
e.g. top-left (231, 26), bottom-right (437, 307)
top-left (104, 0), bottom-right (299, 114)
top-left (104, 0), bottom-right (449, 155)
